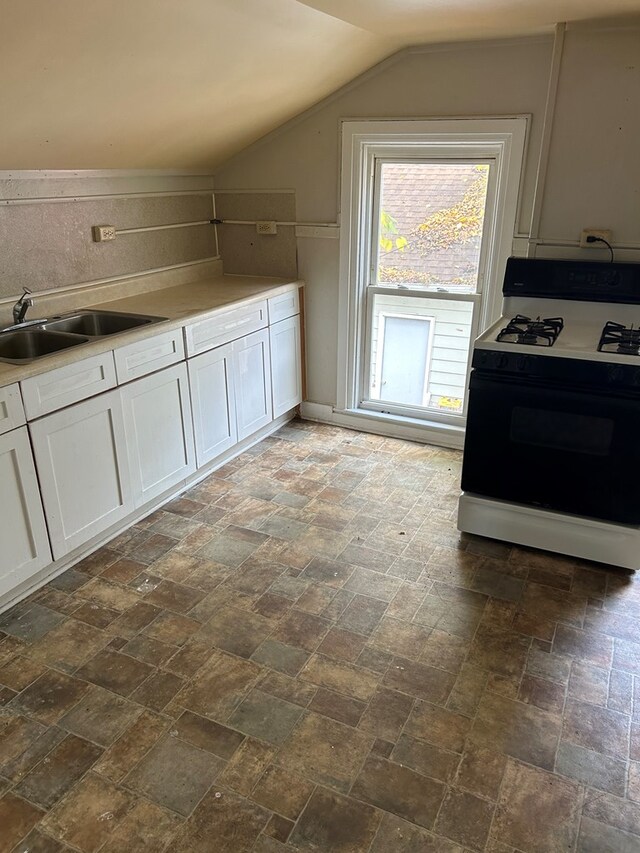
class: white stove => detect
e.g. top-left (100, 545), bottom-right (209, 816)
top-left (458, 257), bottom-right (640, 570)
top-left (475, 297), bottom-right (640, 364)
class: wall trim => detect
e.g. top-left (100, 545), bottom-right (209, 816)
top-left (213, 188), bottom-right (296, 194)
top-left (1, 190), bottom-right (216, 206)
top-left (528, 23), bottom-right (566, 250)
top-left (0, 170), bottom-right (215, 202)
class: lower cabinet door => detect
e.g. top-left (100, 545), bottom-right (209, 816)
top-left (270, 314), bottom-right (302, 418)
top-left (0, 427), bottom-right (51, 596)
top-left (233, 328), bottom-right (273, 441)
top-left (30, 389), bottom-right (133, 560)
top-left (188, 342), bottom-right (237, 466)
top-left (121, 363), bottom-right (196, 507)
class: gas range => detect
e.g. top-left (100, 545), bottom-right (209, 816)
top-left (477, 299), bottom-right (640, 364)
top-left (458, 256), bottom-right (640, 570)
top-left (474, 302), bottom-right (640, 366)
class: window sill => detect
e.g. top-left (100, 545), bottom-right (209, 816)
top-left (300, 402), bottom-right (465, 450)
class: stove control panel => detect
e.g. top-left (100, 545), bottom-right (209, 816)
top-left (503, 257), bottom-right (640, 304)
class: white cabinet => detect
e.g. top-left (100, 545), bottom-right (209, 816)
top-left (0, 427), bottom-right (51, 596)
top-left (233, 328), bottom-right (273, 441)
top-left (189, 342), bottom-right (237, 467)
top-left (189, 327), bottom-right (274, 461)
top-left (30, 390), bottom-right (133, 560)
top-left (0, 289), bottom-right (303, 609)
top-left (270, 314), bottom-right (302, 418)
top-left (121, 363), bottom-right (196, 507)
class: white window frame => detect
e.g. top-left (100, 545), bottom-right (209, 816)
top-left (370, 311), bottom-right (435, 408)
top-left (336, 117), bottom-right (528, 426)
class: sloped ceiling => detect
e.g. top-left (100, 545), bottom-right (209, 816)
top-left (298, 0), bottom-right (640, 39)
top-left (1, 0), bottom-right (639, 170)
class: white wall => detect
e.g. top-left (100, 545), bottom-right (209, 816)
top-left (213, 21), bottom-right (640, 409)
top-left (539, 24), bottom-right (640, 243)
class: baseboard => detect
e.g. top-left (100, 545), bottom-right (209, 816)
top-left (299, 401), bottom-right (334, 420)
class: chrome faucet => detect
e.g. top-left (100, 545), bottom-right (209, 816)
top-left (13, 288), bottom-right (33, 325)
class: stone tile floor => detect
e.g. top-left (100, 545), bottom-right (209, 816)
top-left (1, 419), bottom-right (639, 852)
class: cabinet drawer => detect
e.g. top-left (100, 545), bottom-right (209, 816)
top-left (0, 383), bottom-right (26, 434)
top-left (185, 299), bottom-right (268, 356)
top-left (21, 351), bottom-right (117, 419)
top-left (268, 289), bottom-right (300, 324)
top-left (114, 328), bottom-right (184, 383)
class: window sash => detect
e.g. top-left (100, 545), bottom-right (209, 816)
top-left (361, 289), bottom-right (481, 421)
top-left (370, 156), bottom-right (496, 295)
top-left (363, 153), bottom-right (497, 423)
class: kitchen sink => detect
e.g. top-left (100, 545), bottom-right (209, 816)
top-left (0, 330), bottom-right (90, 364)
top-left (0, 310), bottom-right (167, 364)
top-left (42, 310), bottom-right (165, 336)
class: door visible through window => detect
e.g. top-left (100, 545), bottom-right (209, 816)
top-left (374, 314), bottom-right (432, 406)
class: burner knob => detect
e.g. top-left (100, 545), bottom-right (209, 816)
top-left (497, 354), bottom-right (508, 369)
top-left (517, 356), bottom-right (528, 371)
top-left (633, 369), bottom-right (640, 386)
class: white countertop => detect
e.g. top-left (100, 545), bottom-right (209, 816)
top-left (0, 273), bottom-right (303, 387)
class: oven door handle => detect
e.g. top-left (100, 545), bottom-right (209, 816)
top-left (470, 369), bottom-right (639, 400)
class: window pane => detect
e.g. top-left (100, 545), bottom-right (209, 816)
top-left (368, 294), bottom-right (474, 413)
top-left (376, 162), bottom-right (490, 293)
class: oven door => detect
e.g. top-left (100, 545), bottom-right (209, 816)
top-left (461, 370), bottom-right (640, 524)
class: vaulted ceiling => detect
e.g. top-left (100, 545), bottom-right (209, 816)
top-left (1, 0), bottom-right (639, 170)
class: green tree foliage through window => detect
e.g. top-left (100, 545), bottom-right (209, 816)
top-left (378, 210), bottom-right (408, 253)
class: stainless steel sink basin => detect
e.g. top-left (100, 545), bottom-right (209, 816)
top-left (0, 330), bottom-right (90, 364)
top-left (0, 309), bottom-right (168, 364)
top-left (42, 310), bottom-right (165, 336)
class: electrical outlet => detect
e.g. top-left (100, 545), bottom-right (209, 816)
top-left (580, 228), bottom-right (612, 248)
top-left (256, 221), bottom-right (277, 235)
top-left (92, 224), bottom-right (116, 242)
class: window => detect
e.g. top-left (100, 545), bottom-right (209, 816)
top-left (337, 118), bottom-right (527, 431)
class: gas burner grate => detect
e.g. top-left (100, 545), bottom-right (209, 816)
top-left (496, 315), bottom-right (564, 347)
top-left (598, 321), bottom-right (640, 356)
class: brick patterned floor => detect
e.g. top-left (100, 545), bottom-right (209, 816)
top-left (0, 419), bottom-right (639, 852)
